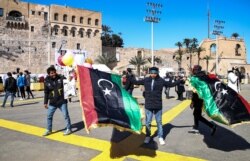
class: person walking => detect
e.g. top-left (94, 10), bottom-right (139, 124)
top-left (190, 65), bottom-right (217, 136)
top-left (227, 68), bottom-right (239, 93)
top-left (16, 72), bottom-right (26, 100)
top-left (43, 66), bottom-right (72, 136)
top-left (1, 72), bottom-right (17, 108)
top-left (175, 74), bottom-right (186, 101)
top-left (164, 72), bottom-right (173, 99)
top-left (133, 67), bottom-right (180, 145)
top-left (24, 70), bottom-right (34, 99)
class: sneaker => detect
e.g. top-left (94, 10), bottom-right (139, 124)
top-left (1, 105), bottom-right (5, 108)
top-left (144, 136), bottom-right (151, 144)
top-left (42, 130), bottom-right (52, 136)
top-left (159, 138), bottom-right (165, 145)
top-left (211, 125), bottom-right (217, 136)
top-left (63, 129), bottom-right (72, 135)
top-left (19, 98), bottom-right (24, 100)
top-left (10, 105), bottom-right (14, 108)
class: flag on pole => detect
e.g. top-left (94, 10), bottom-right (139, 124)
top-left (189, 74), bottom-right (250, 126)
top-left (77, 66), bottom-right (142, 133)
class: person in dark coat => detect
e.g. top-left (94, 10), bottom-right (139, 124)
top-left (124, 68), bottom-right (135, 95)
top-left (133, 67), bottom-right (180, 145)
top-left (190, 65), bottom-right (217, 136)
top-left (175, 74), bottom-right (186, 101)
top-left (164, 72), bottom-right (173, 99)
top-left (43, 66), bottom-right (72, 136)
top-left (1, 72), bottom-right (17, 108)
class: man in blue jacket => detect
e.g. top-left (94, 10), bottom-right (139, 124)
top-left (134, 67), bottom-right (180, 145)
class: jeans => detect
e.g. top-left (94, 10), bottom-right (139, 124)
top-left (46, 103), bottom-right (71, 131)
top-left (2, 91), bottom-right (15, 107)
top-left (145, 108), bottom-right (163, 138)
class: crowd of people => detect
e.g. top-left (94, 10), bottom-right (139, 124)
top-left (1, 68), bottom-right (35, 108)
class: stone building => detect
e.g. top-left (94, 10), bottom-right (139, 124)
top-left (0, 0), bottom-right (102, 73)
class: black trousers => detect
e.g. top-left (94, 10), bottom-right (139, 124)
top-left (193, 108), bottom-right (214, 128)
top-left (26, 86), bottom-right (34, 98)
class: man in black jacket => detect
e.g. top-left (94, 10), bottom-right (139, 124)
top-left (43, 66), bottom-right (72, 136)
top-left (190, 65), bottom-right (217, 136)
top-left (1, 72), bottom-right (17, 108)
top-left (124, 68), bottom-right (135, 95)
top-left (134, 67), bottom-right (180, 145)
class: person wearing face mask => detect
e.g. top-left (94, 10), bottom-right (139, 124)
top-left (133, 67), bottom-right (180, 145)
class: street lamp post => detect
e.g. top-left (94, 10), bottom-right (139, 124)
top-left (144, 2), bottom-right (162, 67)
top-left (212, 20), bottom-right (225, 75)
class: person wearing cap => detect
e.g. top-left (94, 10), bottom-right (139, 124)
top-left (133, 67), bottom-right (180, 145)
top-left (190, 65), bottom-right (217, 136)
top-left (124, 68), bottom-right (135, 95)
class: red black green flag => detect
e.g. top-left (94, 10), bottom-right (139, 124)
top-left (189, 74), bottom-right (250, 126)
top-left (77, 66), bottom-right (142, 134)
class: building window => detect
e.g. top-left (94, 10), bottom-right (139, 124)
top-left (63, 14), bottom-right (67, 22)
top-left (72, 30), bottom-right (75, 37)
top-left (64, 30), bottom-right (68, 36)
top-left (235, 44), bottom-right (241, 56)
top-left (0, 8), bottom-right (3, 17)
top-left (38, 11), bottom-right (41, 16)
top-left (31, 10), bottom-right (35, 15)
top-left (54, 13), bottom-right (58, 21)
top-left (80, 31), bottom-right (84, 38)
top-left (87, 18), bottom-right (91, 25)
top-left (44, 12), bottom-right (48, 21)
top-left (77, 43), bottom-right (80, 50)
top-left (210, 44), bottom-right (216, 56)
top-left (95, 19), bottom-right (99, 26)
top-left (52, 42), bottom-right (56, 48)
top-left (72, 16), bottom-right (76, 23)
top-left (31, 26), bottom-right (34, 32)
top-left (80, 17), bottom-right (83, 24)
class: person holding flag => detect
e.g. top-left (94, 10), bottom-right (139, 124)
top-left (133, 67), bottom-right (181, 145)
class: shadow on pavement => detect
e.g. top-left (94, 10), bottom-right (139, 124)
top-left (54, 121), bottom-right (85, 134)
top-left (109, 128), bottom-right (157, 159)
top-left (200, 123), bottom-right (250, 151)
top-left (152, 123), bottom-right (192, 139)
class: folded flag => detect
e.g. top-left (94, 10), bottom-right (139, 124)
top-left (189, 74), bottom-right (250, 126)
top-left (77, 66), bottom-right (142, 133)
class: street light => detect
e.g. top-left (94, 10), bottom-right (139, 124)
top-left (212, 20), bottom-right (225, 75)
top-left (144, 2), bottom-right (163, 67)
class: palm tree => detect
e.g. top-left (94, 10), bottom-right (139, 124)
top-left (202, 55), bottom-right (212, 74)
top-left (95, 53), bottom-right (117, 69)
top-left (231, 33), bottom-right (239, 39)
top-left (174, 41), bottom-right (183, 70)
top-left (190, 38), bottom-right (198, 68)
top-left (102, 25), bottom-right (113, 36)
top-left (196, 47), bottom-right (205, 65)
top-left (183, 38), bottom-right (192, 68)
top-left (129, 56), bottom-right (147, 76)
top-left (147, 56), bottom-right (162, 65)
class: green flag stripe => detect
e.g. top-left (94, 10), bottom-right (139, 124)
top-left (190, 76), bottom-right (229, 125)
top-left (111, 74), bottom-right (142, 132)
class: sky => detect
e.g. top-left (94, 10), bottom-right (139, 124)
top-left (23, 0), bottom-right (250, 63)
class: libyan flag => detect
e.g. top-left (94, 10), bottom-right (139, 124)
top-left (189, 74), bottom-right (250, 126)
top-left (77, 66), bottom-right (142, 134)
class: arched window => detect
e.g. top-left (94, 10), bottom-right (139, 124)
top-left (79, 28), bottom-right (84, 38)
top-left (53, 25), bottom-right (60, 35)
top-left (80, 17), bottom-right (83, 24)
top-left (86, 29), bottom-right (92, 38)
top-left (62, 26), bottom-right (68, 36)
top-left (71, 27), bottom-right (77, 37)
top-left (54, 13), bottom-right (58, 21)
top-left (210, 43), bottom-right (216, 56)
top-left (87, 18), bottom-right (91, 25)
top-left (9, 10), bottom-right (22, 17)
top-left (95, 19), bottom-right (99, 26)
top-left (94, 30), bottom-right (99, 37)
top-left (63, 14), bottom-right (67, 22)
top-left (72, 16), bottom-right (76, 23)
top-left (137, 51), bottom-right (142, 57)
top-left (235, 44), bottom-right (241, 56)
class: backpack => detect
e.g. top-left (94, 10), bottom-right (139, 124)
top-left (122, 76), bottom-right (127, 85)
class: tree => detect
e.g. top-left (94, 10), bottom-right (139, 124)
top-left (147, 56), bottom-right (162, 65)
top-left (101, 25), bottom-right (124, 47)
top-left (95, 53), bottom-right (117, 70)
top-left (129, 56), bottom-right (147, 76)
top-left (231, 33), bottom-right (239, 39)
top-left (202, 55), bottom-right (212, 74)
top-left (183, 38), bottom-right (192, 68)
top-left (196, 47), bottom-right (205, 65)
top-left (174, 41), bottom-right (183, 70)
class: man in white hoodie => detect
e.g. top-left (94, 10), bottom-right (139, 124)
top-left (227, 68), bottom-right (239, 93)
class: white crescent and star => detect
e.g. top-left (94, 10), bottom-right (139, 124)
top-left (214, 81), bottom-right (228, 95)
top-left (97, 79), bottom-right (114, 96)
